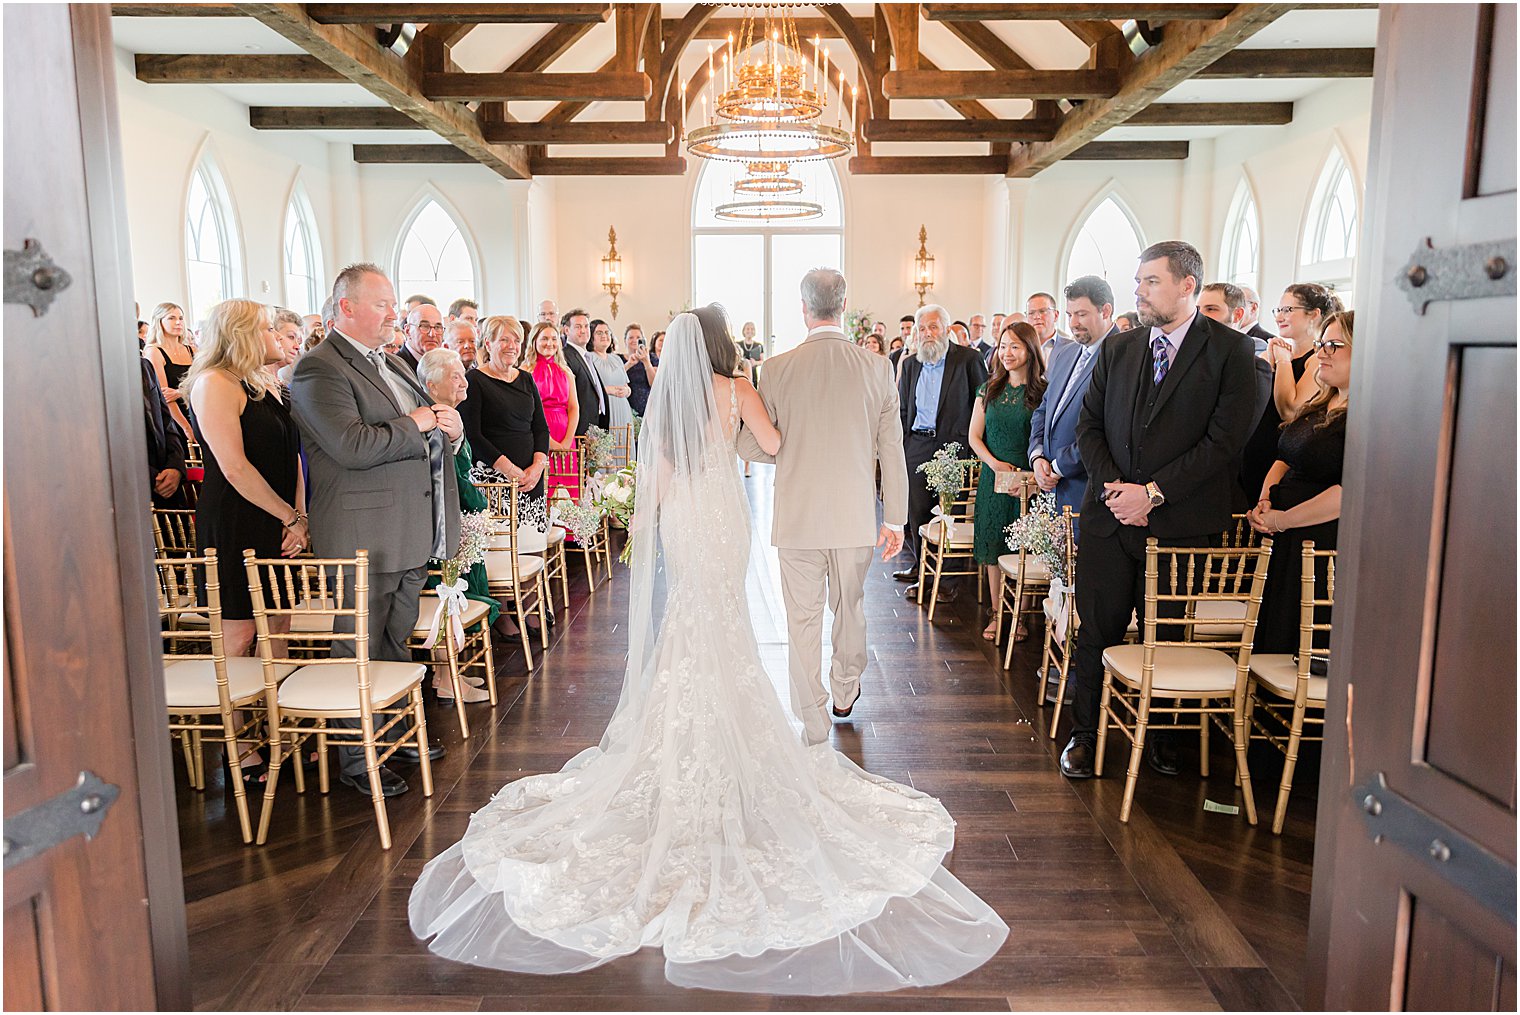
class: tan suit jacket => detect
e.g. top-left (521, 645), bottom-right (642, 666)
top-left (737, 327), bottom-right (908, 549)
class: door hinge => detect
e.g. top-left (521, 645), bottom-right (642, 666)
top-left (1397, 236), bottom-right (1517, 314)
top-left (3, 238), bottom-right (73, 317)
top-left (3, 771), bottom-right (120, 871)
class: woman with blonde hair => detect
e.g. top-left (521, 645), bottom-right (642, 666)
top-left (462, 316), bottom-right (550, 495)
top-left (143, 301), bottom-right (197, 437)
top-left (184, 298), bottom-right (306, 673)
top-left (523, 320), bottom-right (582, 501)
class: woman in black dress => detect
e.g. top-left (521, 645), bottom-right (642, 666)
top-left (143, 301), bottom-right (197, 439)
top-left (1249, 310), bottom-right (1353, 653)
top-left (461, 315), bottom-right (550, 495)
top-left (1240, 283), bottom-right (1343, 501)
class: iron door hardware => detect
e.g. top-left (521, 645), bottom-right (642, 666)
top-left (4, 238), bottom-right (73, 317)
top-left (3, 770), bottom-right (120, 871)
top-left (1355, 771), bottom-right (1516, 924)
top-left (1397, 236), bottom-right (1517, 314)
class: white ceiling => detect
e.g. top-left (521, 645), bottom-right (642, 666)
top-left (110, 5), bottom-right (1380, 154)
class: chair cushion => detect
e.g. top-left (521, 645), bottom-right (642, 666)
top-left (276, 661), bottom-right (426, 712)
top-left (412, 594), bottom-right (492, 637)
top-left (998, 554), bottom-right (1052, 582)
top-left (546, 526), bottom-right (566, 546)
top-left (1102, 644), bottom-right (1245, 695)
top-left (1250, 653), bottom-right (1328, 703)
top-left (163, 657), bottom-right (294, 710)
top-left (1190, 599), bottom-right (1247, 640)
top-left (484, 550), bottom-right (545, 584)
top-left (919, 521), bottom-right (974, 547)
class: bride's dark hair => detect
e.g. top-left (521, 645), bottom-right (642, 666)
top-left (691, 303), bottom-right (740, 378)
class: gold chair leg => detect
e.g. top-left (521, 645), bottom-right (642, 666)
top-left (479, 620), bottom-right (499, 706)
top-left (1120, 717), bottom-right (1147, 824)
top-left (176, 726), bottom-right (197, 789)
top-left (927, 545), bottom-right (945, 622)
top-left (1050, 632), bottom-right (1074, 737)
top-left (1094, 673), bottom-right (1114, 776)
top-left (516, 593), bottom-right (535, 671)
top-left (557, 545), bottom-right (570, 608)
top-left (1273, 703), bottom-right (1307, 835)
top-left (219, 710), bottom-right (254, 845)
top-left (445, 631), bottom-right (470, 740)
top-left (1233, 704), bottom-right (1258, 826)
top-left (190, 729), bottom-right (206, 790)
top-left (361, 733), bottom-right (391, 851)
top-left (602, 520), bottom-right (613, 581)
top-left (536, 576), bottom-right (550, 649)
top-left (1199, 699), bottom-right (1211, 778)
top-left (581, 544), bottom-right (596, 590)
top-left (413, 689), bottom-right (434, 798)
top-left (255, 720), bottom-right (284, 846)
top-left (316, 722), bottom-right (330, 795)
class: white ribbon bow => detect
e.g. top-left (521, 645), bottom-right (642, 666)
top-left (929, 504), bottom-right (958, 542)
top-left (421, 578), bottom-right (469, 650)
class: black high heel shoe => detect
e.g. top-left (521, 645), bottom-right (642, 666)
top-left (221, 747), bottom-right (268, 788)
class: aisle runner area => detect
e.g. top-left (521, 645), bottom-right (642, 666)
top-left (176, 463), bottom-right (1318, 1012)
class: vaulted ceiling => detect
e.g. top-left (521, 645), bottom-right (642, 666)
top-left (112, 3), bottom-right (1379, 179)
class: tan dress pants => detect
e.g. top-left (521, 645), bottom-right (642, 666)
top-left (776, 546), bottom-right (873, 746)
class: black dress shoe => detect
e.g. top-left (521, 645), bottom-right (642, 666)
top-left (393, 743), bottom-right (446, 763)
top-left (832, 688), bottom-right (861, 718)
top-left (892, 568), bottom-right (917, 583)
top-left (338, 765), bottom-right (409, 798)
top-left (1059, 738), bottom-right (1095, 779)
top-left (1145, 735), bottom-right (1179, 776)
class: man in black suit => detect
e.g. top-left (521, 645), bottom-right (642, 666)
top-left (396, 301), bottom-right (444, 373)
top-left (894, 304), bottom-right (989, 603)
top-left (142, 358), bottom-right (188, 508)
top-left (1239, 284), bottom-right (1275, 346)
top-left (1059, 241), bottom-right (1259, 780)
top-left (559, 307), bottom-right (608, 435)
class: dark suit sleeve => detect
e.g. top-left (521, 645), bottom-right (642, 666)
top-left (1076, 340), bottom-right (1123, 489)
top-left (898, 361), bottom-right (914, 434)
top-left (460, 373), bottom-right (503, 468)
top-left (1148, 335), bottom-right (1260, 502)
top-left (163, 412), bottom-right (188, 476)
top-left (1028, 388), bottom-right (1049, 465)
top-left (289, 353), bottom-right (429, 471)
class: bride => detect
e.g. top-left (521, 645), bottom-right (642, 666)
top-left (409, 306), bottom-right (1008, 995)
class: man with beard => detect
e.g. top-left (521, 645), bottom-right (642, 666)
top-left (894, 303), bottom-right (989, 602)
top-left (1059, 241), bottom-right (1257, 782)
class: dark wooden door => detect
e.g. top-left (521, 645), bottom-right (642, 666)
top-left (1307, 3), bottom-right (1516, 1009)
top-left (3, 4), bottom-right (189, 1009)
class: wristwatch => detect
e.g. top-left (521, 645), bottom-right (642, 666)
top-left (1145, 482), bottom-right (1165, 507)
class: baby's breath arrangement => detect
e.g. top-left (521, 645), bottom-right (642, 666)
top-left (1004, 492), bottom-right (1066, 577)
top-left (916, 442), bottom-right (969, 513)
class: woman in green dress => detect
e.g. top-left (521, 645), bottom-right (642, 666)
top-left (969, 321), bottom-right (1047, 640)
top-left (418, 347), bottom-right (501, 704)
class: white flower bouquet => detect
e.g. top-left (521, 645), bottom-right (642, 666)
top-left (1004, 492), bottom-right (1066, 578)
top-left (917, 442), bottom-right (968, 514)
top-left (592, 464), bottom-right (638, 563)
top-left (844, 308), bottom-right (875, 345)
top-left (583, 425), bottom-right (617, 475)
top-left (422, 510), bottom-right (492, 649)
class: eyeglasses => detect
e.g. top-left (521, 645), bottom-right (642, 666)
top-left (415, 323), bottom-right (445, 334)
top-left (1274, 305), bottom-right (1308, 315)
top-left (1312, 339), bottom-right (1348, 353)
top-left (1026, 308), bottom-right (1055, 318)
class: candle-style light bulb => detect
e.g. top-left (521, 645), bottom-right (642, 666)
top-left (837, 69), bottom-right (845, 127)
top-left (679, 79), bottom-right (687, 139)
top-left (851, 84), bottom-right (858, 134)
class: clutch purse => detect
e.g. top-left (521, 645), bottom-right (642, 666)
top-left (993, 469), bottom-right (1022, 495)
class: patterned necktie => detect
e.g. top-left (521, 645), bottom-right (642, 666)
top-left (1151, 335), bottom-right (1170, 386)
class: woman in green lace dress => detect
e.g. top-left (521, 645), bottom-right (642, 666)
top-left (969, 321), bottom-right (1047, 640)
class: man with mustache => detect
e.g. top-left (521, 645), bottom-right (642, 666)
top-left (1060, 241), bottom-right (1258, 781)
top-left (894, 303), bottom-right (989, 602)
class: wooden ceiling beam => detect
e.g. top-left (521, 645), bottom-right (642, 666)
top-left (1126, 101), bottom-right (1293, 125)
top-left (847, 155), bottom-right (1008, 174)
top-left (817, 3), bottom-right (880, 120)
top-left (250, 105), bottom-right (416, 129)
top-left (421, 71), bottom-right (650, 102)
top-left (505, 21), bottom-right (596, 72)
top-left (1006, 3), bottom-right (1293, 177)
top-left (864, 117), bottom-right (1059, 142)
top-left (482, 120), bottom-right (672, 145)
top-left (540, 55), bottom-right (618, 125)
top-left (672, 17), bottom-right (874, 43)
top-left (353, 144), bottom-right (475, 163)
top-left (529, 156), bottom-right (688, 176)
top-left (1068, 140), bottom-right (1190, 159)
top-left (880, 3), bottom-right (920, 72)
top-left (307, 4), bottom-right (609, 24)
top-left (234, 2), bottom-right (530, 179)
top-left (885, 68), bottom-right (1121, 100)
top-left (940, 19), bottom-right (1035, 70)
top-left (111, 3), bottom-right (239, 14)
top-left (134, 53), bottom-right (346, 83)
top-left (1196, 47), bottom-right (1375, 78)
top-left (652, 4), bottom-right (720, 116)
top-left (924, 4), bottom-right (1236, 20)
top-left (415, 22), bottom-right (476, 46)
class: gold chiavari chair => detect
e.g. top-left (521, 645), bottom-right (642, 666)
top-left (547, 439), bottom-right (612, 589)
top-left (1185, 513), bottom-right (1265, 642)
top-left (407, 568), bottom-right (498, 740)
top-left (151, 508), bottom-right (211, 638)
top-left (1033, 508), bottom-right (1080, 734)
top-left (1247, 543), bottom-right (1335, 834)
top-left (476, 480), bottom-right (551, 670)
top-left (244, 550), bottom-right (433, 850)
top-left (182, 439), bottom-right (204, 508)
top-left (995, 476), bottom-right (1052, 666)
top-left (159, 549), bottom-right (291, 844)
top-left (609, 422), bottom-right (635, 470)
top-left (1095, 537), bottom-right (1273, 824)
top-left (914, 459), bottom-right (980, 621)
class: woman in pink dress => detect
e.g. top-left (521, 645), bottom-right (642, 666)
top-left (524, 321), bottom-right (581, 502)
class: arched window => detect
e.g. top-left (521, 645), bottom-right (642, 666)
top-left (691, 159), bottom-right (843, 356)
top-left (283, 183), bottom-right (323, 316)
top-left (1302, 148), bottom-right (1358, 266)
top-left (1220, 179), bottom-right (1261, 293)
top-left (394, 197), bottom-right (477, 308)
top-left (1063, 194), bottom-right (1144, 313)
top-left (185, 155), bottom-right (240, 324)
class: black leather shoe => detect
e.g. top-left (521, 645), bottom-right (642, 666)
top-left (393, 743), bottom-right (446, 764)
top-left (1059, 738), bottom-right (1095, 779)
top-left (936, 585), bottom-right (959, 604)
top-left (892, 568), bottom-right (917, 583)
top-left (1145, 735), bottom-right (1179, 776)
top-left (832, 688), bottom-right (861, 718)
top-left (338, 765), bottom-right (409, 798)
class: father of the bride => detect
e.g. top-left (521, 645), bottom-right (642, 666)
top-left (737, 268), bottom-right (907, 746)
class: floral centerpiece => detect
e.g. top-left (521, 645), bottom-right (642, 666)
top-left (582, 425), bottom-right (616, 475)
top-left (592, 464), bottom-right (638, 563)
top-left (422, 510), bottom-right (491, 649)
top-left (844, 307), bottom-right (875, 345)
top-left (916, 442), bottom-right (968, 515)
top-left (555, 499), bottom-right (603, 546)
top-left (1004, 492), bottom-right (1066, 578)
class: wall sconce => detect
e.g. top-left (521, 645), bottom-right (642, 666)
top-left (913, 224), bottom-right (935, 307)
top-left (600, 226), bottom-right (622, 319)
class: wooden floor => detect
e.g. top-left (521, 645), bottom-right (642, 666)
top-left (174, 465), bottom-right (1319, 1012)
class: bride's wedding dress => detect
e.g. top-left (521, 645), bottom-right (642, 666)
top-left (409, 314), bottom-right (1008, 995)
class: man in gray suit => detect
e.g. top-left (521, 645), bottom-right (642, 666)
top-left (290, 263), bottom-right (462, 798)
top-left (737, 268), bottom-right (907, 745)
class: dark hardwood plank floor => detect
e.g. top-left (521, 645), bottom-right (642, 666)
top-left (174, 465), bottom-right (1319, 1011)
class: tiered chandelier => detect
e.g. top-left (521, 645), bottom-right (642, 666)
top-left (681, 4), bottom-right (856, 221)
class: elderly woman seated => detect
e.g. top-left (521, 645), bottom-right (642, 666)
top-left (416, 347), bottom-right (499, 704)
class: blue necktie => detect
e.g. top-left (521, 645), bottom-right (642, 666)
top-left (1151, 335), bottom-right (1170, 386)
